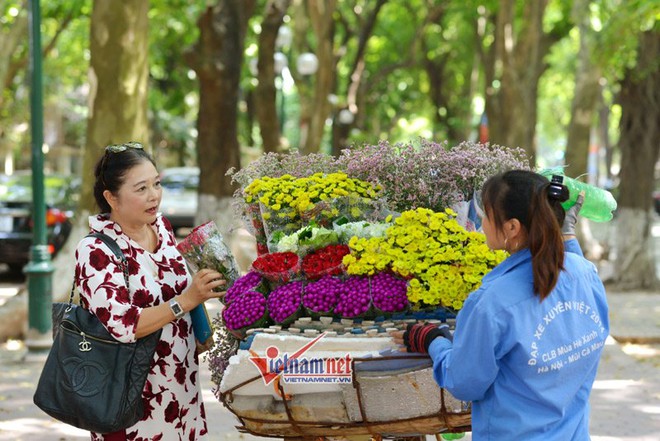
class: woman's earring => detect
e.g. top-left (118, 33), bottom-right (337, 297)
top-left (504, 237), bottom-right (509, 251)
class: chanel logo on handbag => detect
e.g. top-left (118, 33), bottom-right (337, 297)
top-left (33, 232), bottom-right (163, 434)
top-left (78, 333), bottom-right (92, 352)
top-left (61, 358), bottom-right (109, 397)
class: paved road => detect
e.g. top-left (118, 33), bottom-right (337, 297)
top-left (0, 217), bottom-right (658, 440)
top-left (1, 289), bottom-right (658, 441)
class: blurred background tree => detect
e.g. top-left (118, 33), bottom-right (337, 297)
top-left (1, 0), bottom-right (658, 290)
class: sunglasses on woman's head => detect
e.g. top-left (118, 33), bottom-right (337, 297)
top-left (105, 142), bottom-right (144, 153)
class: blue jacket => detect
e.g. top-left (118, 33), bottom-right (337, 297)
top-left (429, 239), bottom-right (609, 440)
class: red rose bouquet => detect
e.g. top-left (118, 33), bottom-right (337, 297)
top-left (301, 244), bottom-right (350, 280)
top-left (176, 221), bottom-right (241, 349)
top-left (252, 251), bottom-right (300, 284)
top-left (176, 221), bottom-right (241, 289)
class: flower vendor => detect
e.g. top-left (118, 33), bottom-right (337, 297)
top-left (393, 170), bottom-right (609, 440)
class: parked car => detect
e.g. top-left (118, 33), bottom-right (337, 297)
top-left (0, 171), bottom-right (77, 274)
top-left (159, 167), bottom-right (199, 233)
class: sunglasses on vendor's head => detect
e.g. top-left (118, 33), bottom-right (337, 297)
top-left (105, 142), bottom-right (144, 153)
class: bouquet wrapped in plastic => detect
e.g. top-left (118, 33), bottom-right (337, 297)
top-left (176, 221), bottom-right (241, 289)
top-left (176, 221), bottom-right (241, 351)
top-left (301, 244), bottom-right (350, 280)
top-left (302, 275), bottom-right (343, 317)
top-left (267, 281), bottom-right (304, 325)
top-left (273, 224), bottom-right (339, 255)
top-left (260, 203), bottom-right (300, 246)
top-left (224, 271), bottom-right (267, 305)
top-left (245, 203), bottom-right (269, 255)
top-left (221, 290), bottom-right (269, 336)
top-left (252, 251), bottom-right (300, 284)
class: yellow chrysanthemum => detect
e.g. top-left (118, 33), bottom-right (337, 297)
top-left (344, 207), bottom-right (506, 311)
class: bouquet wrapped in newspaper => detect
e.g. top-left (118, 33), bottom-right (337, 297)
top-left (176, 221), bottom-right (241, 351)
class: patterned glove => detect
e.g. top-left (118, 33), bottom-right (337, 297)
top-left (403, 323), bottom-right (453, 354)
top-left (562, 192), bottom-right (585, 236)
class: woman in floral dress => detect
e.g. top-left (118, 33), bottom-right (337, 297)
top-left (75, 142), bottom-right (224, 440)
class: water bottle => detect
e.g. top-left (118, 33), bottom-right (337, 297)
top-left (539, 168), bottom-right (617, 222)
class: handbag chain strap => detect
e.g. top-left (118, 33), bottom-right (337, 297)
top-left (68, 232), bottom-right (130, 305)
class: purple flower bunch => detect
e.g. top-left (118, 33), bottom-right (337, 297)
top-left (267, 281), bottom-right (303, 324)
top-left (221, 290), bottom-right (267, 331)
top-left (338, 139), bottom-right (529, 213)
top-left (302, 275), bottom-right (343, 315)
top-left (371, 272), bottom-right (409, 313)
top-left (205, 319), bottom-right (239, 386)
top-left (335, 276), bottom-right (371, 318)
top-left (224, 271), bottom-right (265, 304)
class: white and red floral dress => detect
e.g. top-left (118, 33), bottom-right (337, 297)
top-left (75, 214), bottom-right (207, 441)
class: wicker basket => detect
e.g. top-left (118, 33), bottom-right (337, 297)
top-left (219, 354), bottom-right (471, 439)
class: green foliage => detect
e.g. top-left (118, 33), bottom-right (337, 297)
top-left (1, 0), bottom-right (90, 169)
top-left (2, 0), bottom-right (654, 176)
top-left (537, 24), bottom-right (578, 167)
top-left (147, 0), bottom-right (205, 167)
top-left (593, 0), bottom-right (658, 80)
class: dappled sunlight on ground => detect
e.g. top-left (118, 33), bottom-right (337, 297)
top-left (589, 339), bottom-right (660, 441)
top-left (0, 418), bottom-right (87, 440)
top-left (621, 342), bottom-right (660, 360)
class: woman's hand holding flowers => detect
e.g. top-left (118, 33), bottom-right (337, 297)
top-left (180, 269), bottom-right (226, 311)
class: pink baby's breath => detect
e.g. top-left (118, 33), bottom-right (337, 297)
top-left (338, 139), bottom-right (529, 213)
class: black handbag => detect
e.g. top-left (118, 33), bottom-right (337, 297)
top-left (33, 232), bottom-right (162, 434)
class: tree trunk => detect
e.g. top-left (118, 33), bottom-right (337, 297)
top-left (254, 0), bottom-right (291, 153)
top-left (329, 0), bottom-right (388, 155)
top-left (67, 0), bottom-right (150, 307)
top-left (597, 84), bottom-right (614, 184)
top-left (81, 0), bottom-right (150, 213)
top-left (480, 0), bottom-right (568, 161)
top-left (613, 29), bottom-right (660, 290)
top-left (0, 0), bottom-right (28, 110)
top-left (188, 1), bottom-right (254, 201)
top-left (187, 0), bottom-right (256, 258)
top-left (564, 0), bottom-right (600, 179)
top-left (562, 0), bottom-right (604, 260)
top-left (5, 1), bottom-right (151, 339)
top-left (301, 0), bottom-right (336, 155)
